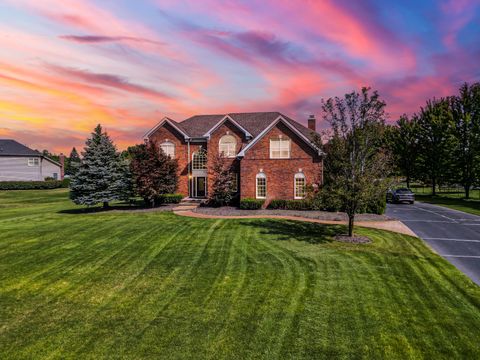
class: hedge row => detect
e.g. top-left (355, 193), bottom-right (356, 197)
top-left (239, 194), bottom-right (386, 215)
top-left (0, 179), bottom-right (70, 190)
top-left (157, 193), bottom-right (183, 204)
top-left (239, 198), bottom-right (264, 210)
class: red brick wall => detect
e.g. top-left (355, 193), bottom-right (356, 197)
top-left (240, 122), bottom-right (323, 202)
top-left (206, 120), bottom-right (247, 195)
top-left (149, 123), bottom-right (205, 197)
top-left (148, 120), bottom-right (322, 201)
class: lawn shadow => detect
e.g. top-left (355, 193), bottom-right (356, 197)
top-left (242, 219), bottom-right (343, 244)
top-left (57, 199), bottom-right (174, 214)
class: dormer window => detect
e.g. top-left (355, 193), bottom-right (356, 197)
top-left (270, 137), bottom-right (290, 159)
top-left (219, 135), bottom-right (237, 157)
top-left (160, 141), bottom-right (175, 158)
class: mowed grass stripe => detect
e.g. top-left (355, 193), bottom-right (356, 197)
top-left (0, 190), bottom-right (479, 359)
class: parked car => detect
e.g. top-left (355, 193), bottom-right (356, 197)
top-left (386, 188), bottom-right (415, 204)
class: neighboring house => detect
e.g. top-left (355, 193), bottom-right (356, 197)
top-left (0, 139), bottom-right (64, 181)
top-left (144, 112), bottom-right (324, 201)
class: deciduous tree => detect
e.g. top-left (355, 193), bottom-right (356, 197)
top-left (386, 115), bottom-right (419, 188)
top-left (450, 82), bottom-right (480, 198)
top-left (416, 99), bottom-right (455, 195)
top-left (322, 87), bottom-right (391, 237)
top-left (208, 154), bottom-right (236, 206)
top-left (129, 140), bottom-right (178, 206)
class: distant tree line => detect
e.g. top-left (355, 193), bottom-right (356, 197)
top-left (386, 82), bottom-right (480, 198)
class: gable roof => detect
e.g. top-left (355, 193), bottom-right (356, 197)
top-left (143, 117), bottom-right (190, 140)
top-left (237, 115), bottom-right (323, 157)
top-left (148, 112), bottom-right (319, 140)
top-left (0, 139), bottom-right (41, 157)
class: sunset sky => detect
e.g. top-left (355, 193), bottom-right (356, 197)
top-left (1, 0), bottom-right (479, 154)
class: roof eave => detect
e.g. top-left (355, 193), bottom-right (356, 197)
top-left (143, 117), bottom-right (190, 140)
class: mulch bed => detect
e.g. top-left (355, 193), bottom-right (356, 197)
top-left (334, 235), bottom-right (371, 243)
top-left (193, 206), bottom-right (392, 222)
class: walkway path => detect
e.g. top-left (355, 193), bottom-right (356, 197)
top-left (173, 207), bottom-right (416, 236)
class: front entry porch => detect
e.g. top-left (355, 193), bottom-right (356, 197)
top-left (189, 175), bottom-right (207, 198)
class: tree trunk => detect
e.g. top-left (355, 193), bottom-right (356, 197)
top-left (103, 201), bottom-right (109, 209)
top-left (406, 176), bottom-right (410, 189)
top-left (465, 185), bottom-right (470, 199)
top-left (348, 214), bottom-right (354, 237)
top-left (432, 177), bottom-right (436, 196)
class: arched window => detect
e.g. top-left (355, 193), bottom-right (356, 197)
top-left (160, 141), bottom-right (175, 158)
top-left (219, 135), bottom-right (237, 157)
top-left (192, 149), bottom-right (207, 170)
top-left (256, 172), bottom-right (267, 199)
top-left (294, 173), bottom-right (306, 199)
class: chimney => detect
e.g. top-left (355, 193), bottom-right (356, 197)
top-left (59, 153), bottom-right (65, 180)
top-left (308, 114), bottom-right (316, 131)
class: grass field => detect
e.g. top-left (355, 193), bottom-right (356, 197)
top-left (1, 190), bottom-right (479, 359)
top-left (415, 194), bottom-right (480, 216)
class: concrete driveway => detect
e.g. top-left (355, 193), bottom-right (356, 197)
top-left (386, 202), bottom-right (480, 285)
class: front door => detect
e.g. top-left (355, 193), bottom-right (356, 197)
top-left (196, 177), bottom-right (206, 197)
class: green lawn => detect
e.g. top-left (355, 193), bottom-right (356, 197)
top-left (416, 194), bottom-right (480, 216)
top-left (1, 190), bottom-right (479, 359)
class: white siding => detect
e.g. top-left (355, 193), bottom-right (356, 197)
top-left (0, 156), bottom-right (42, 181)
top-left (41, 159), bottom-right (62, 180)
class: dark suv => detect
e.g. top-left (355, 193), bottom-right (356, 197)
top-left (386, 188), bottom-right (415, 204)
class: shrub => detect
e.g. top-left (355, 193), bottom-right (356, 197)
top-left (267, 199), bottom-right (313, 210)
top-left (239, 198), bottom-right (264, 210)
top-left (365, 196), bottom-right (387, 215)
top-left (0, 180), bottom-right (65, 190)
top-left (157, 193), bottom-right (183, 204)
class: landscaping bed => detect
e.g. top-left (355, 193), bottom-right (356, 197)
top-left (194, 205), bottom-right (393, 221)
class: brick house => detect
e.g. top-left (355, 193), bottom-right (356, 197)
top-left (144, 112), bottom-right (324, 202)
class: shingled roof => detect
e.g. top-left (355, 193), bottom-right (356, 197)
top-left (0, 139), bottom-right (41, 157)
top-left (177, 112), bottom-right (318, 140)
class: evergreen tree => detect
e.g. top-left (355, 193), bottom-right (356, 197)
top-left (208, 154), bottom-right (236, 206)
top-left (416, 99), bottom-right (455, 195)
top-left (70, 125), bottom-right (132, 208)
top-left (450, 82), bottom-right (480, 198)
top-left (66, 147), bottom-right (81, 176)
top-left (129, 140), bottom-right (178, 207)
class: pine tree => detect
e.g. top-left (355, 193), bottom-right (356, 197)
top-left (66, 147), bottom-right (81, 176)
top-left (208, 154), bottom-right (236, 206)
top-left (70, 125), bottom-right (132, 208)
top-left (129, 140), bottom-right (178, 207)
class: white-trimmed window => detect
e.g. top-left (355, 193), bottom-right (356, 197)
top-left (270, 136), bottom-right (291, 159)
top-left (192, 150), bottom-right (207, 170)
top-left (28, 158), bottom-right (40, 166)
top-left (160, 141), bottom-right (175, 158)
top-left (219, 135), bottom-right (237, 157)
top-left (256, 172), bottom-right (266, 199)
top-left (294, 173), bottom-right (306, 199)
